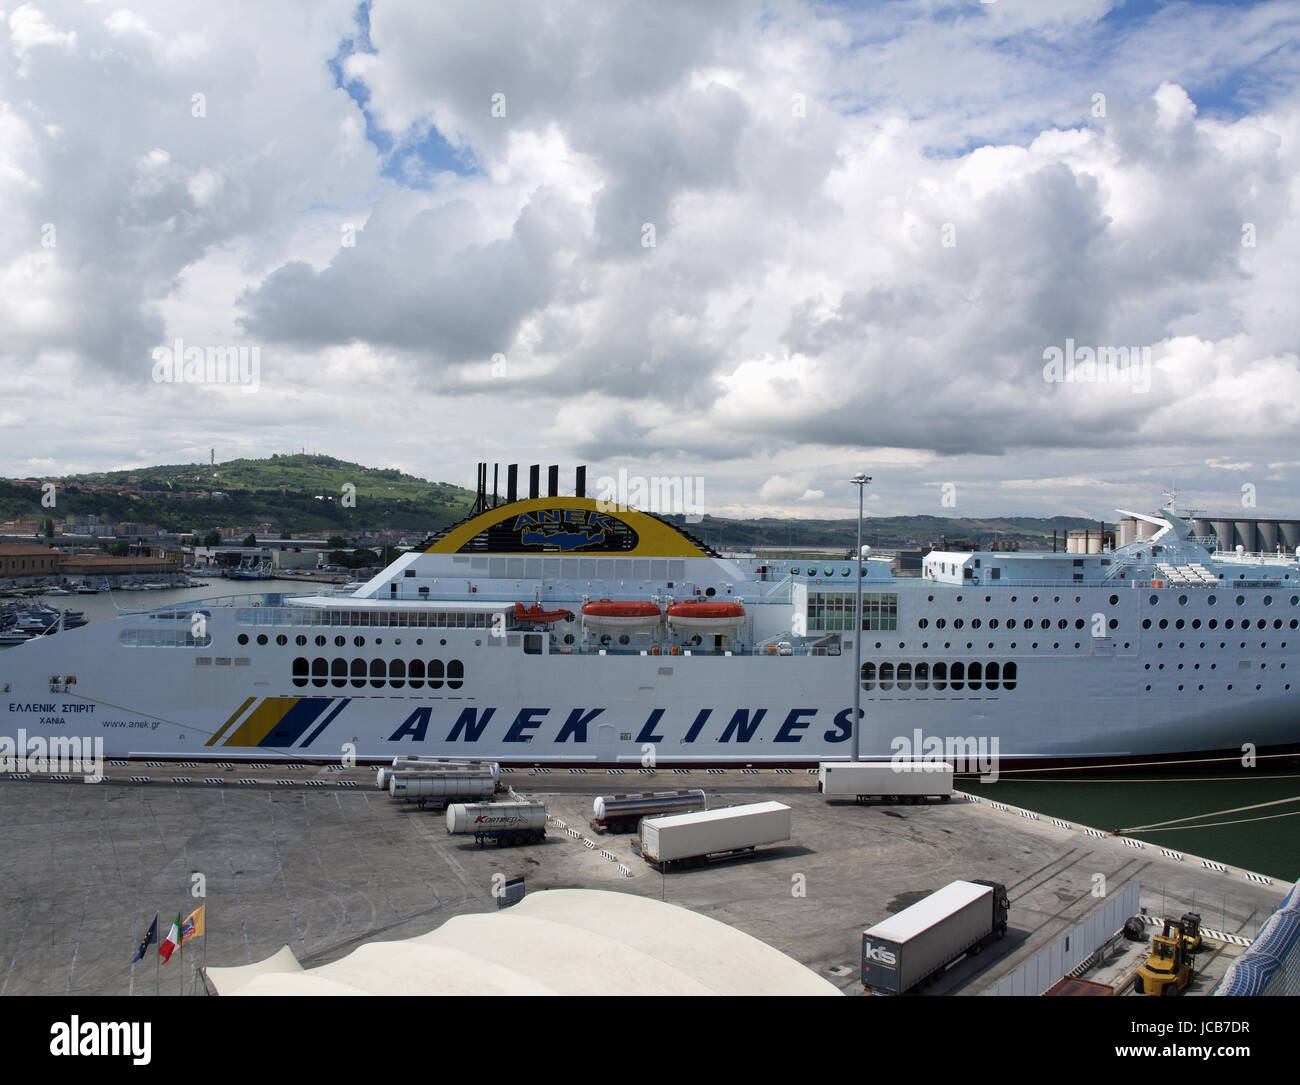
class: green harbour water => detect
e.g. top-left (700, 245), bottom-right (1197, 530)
top-left (960, 764), bottom-right (1300, 884)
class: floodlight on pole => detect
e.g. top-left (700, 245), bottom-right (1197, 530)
top-left (850, 473), bottom-right (871, 762)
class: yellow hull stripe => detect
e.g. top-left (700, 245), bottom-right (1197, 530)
top-left (223, 697), bottom-right (298, 749)
top-left (205, 697), bottom-right (256, 747)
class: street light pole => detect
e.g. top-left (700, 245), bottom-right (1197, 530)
top-left (850, 473), bottom-right (871, 762)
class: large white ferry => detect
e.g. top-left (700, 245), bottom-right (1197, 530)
top-left (4, 473), bottom-right (1299, 766)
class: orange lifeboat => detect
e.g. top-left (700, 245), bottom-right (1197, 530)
top-left (666, 600), bottom-right (745, 630)
top-left (513, 602), bottom-right (576, 625)
top-left (580, 599), bottom-right (663, 629)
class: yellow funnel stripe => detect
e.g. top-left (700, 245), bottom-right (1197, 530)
top-left (206, 697), bottom-right (256, 747)
top-left (425, 496), bottom-right (708, 558)
top-left (223, 697), bottom-right (298, 748)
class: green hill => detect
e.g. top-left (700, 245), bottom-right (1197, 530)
top-left (0, 455), bottom-right (477, 535)
top-left (0, 455), bottom-right (1095, 547)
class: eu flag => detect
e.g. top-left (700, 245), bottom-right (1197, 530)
top-left (131, 915), bottom-right (158, 964)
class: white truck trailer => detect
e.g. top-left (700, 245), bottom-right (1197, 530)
top-left (639, 801), bottom-right (791, 871)
top-left (861, 879), bottom-right (1009, 994)
top-left (818, 760), bottom-right (953, 803)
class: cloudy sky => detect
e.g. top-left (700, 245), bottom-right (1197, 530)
top-left (2, 0), bottom-right (1298, 521)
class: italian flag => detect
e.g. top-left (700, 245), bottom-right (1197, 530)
top-left (159, 913), bottom-right (182, 964)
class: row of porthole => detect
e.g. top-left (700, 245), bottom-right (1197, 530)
top-left (876, 641), bottom-right (1131, 652)
top-left (242, 633), bottom-right (452, 648)
top-left (926, 594), bottom-right (1115, 605)
top-left (1146, 684), bottom-right (1288, 692)
top-left (923, 593), bottom-right (1299, 607)
top-left (1146, 661), bottom-right (1286, 671)
top-left (1143, 618), bottom-right (1297, 631)
top-left (1154, 641), bottom-right (1286, 651)
top-left (919, 617), bottom-right (1120, 631)
top-left (860, 660), bottom-right (1018, 692)
top-left (290, 657), bottom-right (464, 689)
top-left (1149, 594), bottom-right (1295, 607)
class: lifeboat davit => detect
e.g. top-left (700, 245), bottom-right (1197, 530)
top-left (665, 600), bottom-right (745, 631)
top-left (514, 602), bottom-right (576, 625)
top-left (580, 599), bottom-right (663, 629)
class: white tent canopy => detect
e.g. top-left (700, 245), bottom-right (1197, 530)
top-left (205, 889), bottom-right (840, 996)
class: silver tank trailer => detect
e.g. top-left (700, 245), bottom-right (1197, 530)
top-left (592, 790), bottom-right (708, 827)
top-left (391, 755), bottom-right (500, 778)
top-left (380, 758), bottom-right (500, 790)
top-left (446, 801), bottom-right (548, 846)
top-left (389, 771), bottom-right (496, 801)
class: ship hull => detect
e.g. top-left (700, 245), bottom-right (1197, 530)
top-left (4, 609), bottom-right (1298, 768)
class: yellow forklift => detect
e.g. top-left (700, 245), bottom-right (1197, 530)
top-left (1176, 912), bottom-right (1202, 954)
top-left (1133, 914), bottom-right (1198, 996)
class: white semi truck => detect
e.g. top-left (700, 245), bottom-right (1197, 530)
top-left (861, 879), bottom-right (1010, 994)
top-left (818, 760), bottom-right (953, 803)
top-left (639, 801), bottom-right (791, 871)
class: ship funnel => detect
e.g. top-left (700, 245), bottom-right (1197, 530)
top-left (529, 464), bottom-right (540, 500)
top-left (506, 464), bottom-right (518, 504)
top-left (548, 464), bottom-right (559, 497)
top-left (576, 466), bottom-right (586, 499)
